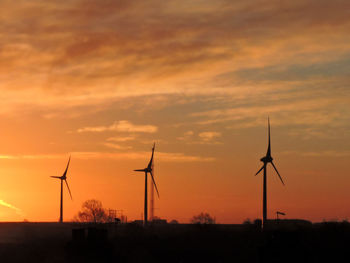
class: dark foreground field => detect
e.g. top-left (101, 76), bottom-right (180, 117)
top-left (0, 221), bottom-right (349, 262)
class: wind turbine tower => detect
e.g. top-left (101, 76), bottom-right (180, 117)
top-left (51, 156), bottom-right (73, 223)
top-left (150, 159), bottom-right (155, 221)
top-left (255, 118), bottom-right (285, 228)
top-left (134, 143), bottom-right (160, 225)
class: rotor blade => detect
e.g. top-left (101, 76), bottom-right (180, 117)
top-left (50, 176), bottom-right (62, 179)
top-left (271, 161), bottom-right (285, 185)
top-left (255, 165), bottom-right (264, 176)
top-left (266, 117), bottom-right (271, 157)
top-left (150, 171), bottom-right (160, 198)
top-left (62, 155), bottom-right (71, 177)
top-left (147, 143), bottom-right (155, 168)
top-left (134, 169), bottom-right (146, 172)
top-left (65, 179), bottom-right (73, 200)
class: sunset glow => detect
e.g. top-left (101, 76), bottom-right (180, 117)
top-left (0, 0), bottom-right (349, 223)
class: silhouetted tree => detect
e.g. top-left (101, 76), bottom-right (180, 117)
top-left (191, 212), bottom-right (216, 224)
top-left (75, 199), bottom-right (111, 223)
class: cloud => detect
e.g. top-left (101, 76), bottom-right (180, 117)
top-left (191, 95), bottom-right (349, 129)
top-left (0, 154), bottom-right (63, 160)
top-left (0, 151), bottom-right (214, 162)
top-left (0, 0), bottom-right (349, 115)
top-left (0, 155), bottom-right (14, 159)
top-left (281, 150), bottom-right (350, 157)
top-left (0, 200), bottom-right (23, 216)
top-left (77, 120), bottom-right (158, 133)
top-left (177, 130), bottom-right (222, 144)
top-left (199, 132), bottom-right (221, 141)
top-left (74, 151), bottom-right (215, 162)
top-left (107, 136), bottom-right (135, 142)
top-left (184, 131), bottom-right (194, 136)
top-left (177, 130), bottom-right (194, 141)
top-left (104, 143), bottom-right (132, 150)
top-left (302, 151), bottom-right (350, 157)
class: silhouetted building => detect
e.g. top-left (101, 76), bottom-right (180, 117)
top-left (132, 220), bottom-right (144, 225)
top-left (266, 219), bottom-right (312, 229)
top-left (151, 218), bottom-right (167, 225)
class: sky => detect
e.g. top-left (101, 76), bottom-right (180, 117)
top-left (0, 0), bottom-right (349, 223)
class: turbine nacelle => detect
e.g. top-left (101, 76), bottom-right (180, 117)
top-left (50, 156), bottom-right (73, 200)
top-left (260, 156), bottom-right (273, 163)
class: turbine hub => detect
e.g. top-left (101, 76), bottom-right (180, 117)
top-left (260, 156), bottom-right (273, 163)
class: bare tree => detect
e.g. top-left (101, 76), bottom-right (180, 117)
top-left (75, 199), bottom-right (109, 223)
top-left (191, 212), bottom-right (216, 224)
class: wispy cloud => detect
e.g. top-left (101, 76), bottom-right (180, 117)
top-left (302, 151), bottom-right (350, 157)
top-left (74, 151), bottom-right (215, 162)
top-left (104, 143), bottom-right (132, 150)
top-left (0, 152), bottom-right (214, 162)
top-left (0, 154), bottom-right (63, 160)
top-left (191, 96), bottom-right (348, 129)
top-left (199, 131), bottom-right (221, 142)
top-left (0, 200), bottom-right (23, 216)
top-left (0, 155), bottom-right (15, 159)
top-left (107, 136), bottom-right (135, 142)
top-left (0, 0), bottom-right (349, 114)
top-left (177, 130), bottom-right (222, 145)
top-left (281, 150), bottom-right (350, 157)
top-left (77, 120), bottom-right (158, 133)
top-left (177, 130), bottom-right (194, 141)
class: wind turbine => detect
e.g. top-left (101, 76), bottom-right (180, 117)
top-left (255, 118), bottom-right (284, 228)
top-left (134, 143), bottom-right (159, 226)
top-left (51, 156), bottom-right (73, 223)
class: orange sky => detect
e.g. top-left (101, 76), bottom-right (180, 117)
top-left (0, 0), bottom-right (349, 223)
